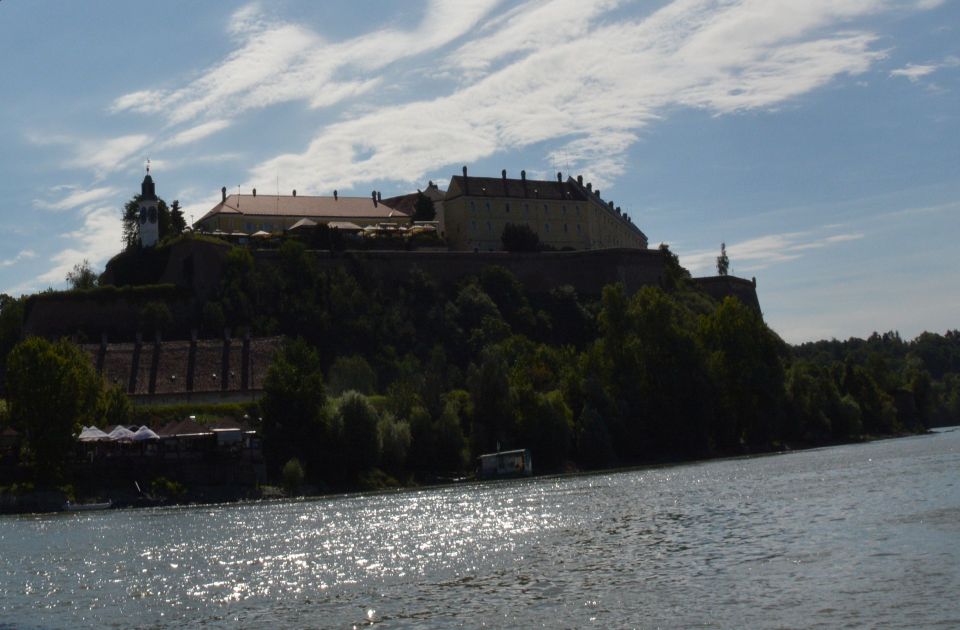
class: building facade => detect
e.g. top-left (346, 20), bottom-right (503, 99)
top-left (442, 168), bottom-right (648, 252)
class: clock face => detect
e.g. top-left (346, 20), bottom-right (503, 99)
top-left (148, 207), bottom-right (157, 224)
top-left (139, 207), bottom-right (147, 224)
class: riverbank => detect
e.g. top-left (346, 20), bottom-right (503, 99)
top-left (0, 428), bottom-right (933, 516)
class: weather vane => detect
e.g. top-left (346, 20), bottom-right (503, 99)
top-left (146, 158), bottom-right (151, 174)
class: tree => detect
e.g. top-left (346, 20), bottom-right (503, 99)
top-left (66, 260), bottom-right (98, 290)
top-left (501, 223), bottom-right (540, 252)
top-left (327, 355), bottom-right (377, 396)
top-left (716, 242), bottom-right (729, 276)
top-left (413, 192), bottom-right (436, 221)
top-left (169, 200), bottom-right (187, 236)
top-left (260, 338), bottom-right (329, 479)
top-left (335, 391), bottom-right (382, 475)
top-left (5, 337), bottom-right (102, 482)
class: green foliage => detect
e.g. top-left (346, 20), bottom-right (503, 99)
top-left (413, 192), bottom-right (436, 221)
top-left (98, 384), bottom-right (133, 429)
top-left (334, 391), bottom-right (382, 475)
top-left (151, 476), bottom-right (186, 499)
top-left (66, 260), bottom-right (98, 290)
top-left (501, 223), bottom-right (540, 252)
top-left (716, 242), bottom-right (729, 276)
top-left (260, 338), bottom-right (329, 480)
top-left (281, 458), bottom-right (305, 494)
top-left (5, 338), bottom-right (102, 483)
top-left (377, 414), bottom-right (411, 473)
top-left (140, 301), bottom-right (173, 334)
top-left (327, 355), bottom-right (377, 396)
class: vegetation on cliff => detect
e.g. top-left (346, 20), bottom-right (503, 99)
top-left (0, 240), bottom-right (958, 494)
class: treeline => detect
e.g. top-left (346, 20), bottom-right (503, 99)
top-left (0, 240), bottom-right (956, 490)
top-left (196, 241), bottom-right (950, 486)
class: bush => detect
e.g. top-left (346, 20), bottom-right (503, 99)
top-left (282, 458), bottom-right (305, 494)
top-left (501, 223), bottom-right (540, 252)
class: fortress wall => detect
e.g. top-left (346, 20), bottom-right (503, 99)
top-left (693, 276), bottom-right (761, 312)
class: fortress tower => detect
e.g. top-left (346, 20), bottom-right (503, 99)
top-left (138, 164), bottom-right (159, 247)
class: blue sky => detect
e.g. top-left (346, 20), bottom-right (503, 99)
top-left (0, 0), bottom-right (957, 343)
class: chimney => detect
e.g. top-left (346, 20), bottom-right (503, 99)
top-left (372, 191), bottom-right (378, 207)
top-left (616, 206), bottom-right (622, 215)
top-left (221, 186), bottom-right (227, 202)
top-left (462, 165), bottom-right (468, 177)
top-left (596, 189), bottom-right (601, 198)
top-left (252, 188), bottom-right (257, 197)
top-left (502, 169), bottom-right (507, 180)
top-left (586, 183), bottom-right (592, 192)
top-left (557, 172), bottom-right (562, 183)
top-left (377, 191), bottom-right (382, 202)
top-left (608, 201), bottom-right (614, 210)
top-left (521, 170), bottom-right (526, 181)
top-left (577, 175), bottom-right (583, 186)
top-left (334, 190), bottom-right (338, 201)
top-left (292, 189), bottom-right (297, 197)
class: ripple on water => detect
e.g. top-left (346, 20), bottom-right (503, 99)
top-left (2, 431), bottom-right (960, 627)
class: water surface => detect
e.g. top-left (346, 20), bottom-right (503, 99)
top-left (2, 429), bottom-right (958, 628)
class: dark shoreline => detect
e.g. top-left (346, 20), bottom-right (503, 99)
top-left (0, 428), bottom-right (938, 517)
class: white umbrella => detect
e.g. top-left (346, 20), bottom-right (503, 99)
top-left (107, 425), bottom-right (136, 441)
top-left (78, 426), bottom-right (109, 442)
top-left (132, 426), bottom-right (160, 441)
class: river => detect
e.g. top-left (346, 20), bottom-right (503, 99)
top-left (2, 428), bottom-right (958, 629)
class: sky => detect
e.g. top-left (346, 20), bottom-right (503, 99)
top-left (0, 0), bottom-right (957, 343)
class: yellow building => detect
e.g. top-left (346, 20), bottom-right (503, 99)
top-left (194, 187), bottom-right (410, 234)
top-left (443, 168), bottom-right (648, 251)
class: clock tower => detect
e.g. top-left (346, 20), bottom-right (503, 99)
top-left (138, 163), bottom-right (159, 248)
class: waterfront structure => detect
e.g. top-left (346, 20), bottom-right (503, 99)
top-left (193, 188), bottom-right (411, 235)
top-left (443, 168), bottom-right (648, 252)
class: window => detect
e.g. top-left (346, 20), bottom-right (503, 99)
top-left (544, 223), bottom-right (551, 233)
top-left (543, 204), bottom-right (549, 214)
top-left (524, 203), bottom-right (530, 216)
top-left (471, 220), bottom-right (477, 232)
top-left (563, 223), bottom-right (568, 233)
top-left (505, 202), bottom-right (511, 213)
top-left (562, 205), bottom-right (567, 214)
top-left (485, 201), bottom-right (491, 211)
top-left (576, 224), bottom-right (581, 233)
top-left (486, 221), bottom-right (492, 232)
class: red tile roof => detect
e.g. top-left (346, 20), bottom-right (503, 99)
top-left (195, 194), bottom-right (410, 225)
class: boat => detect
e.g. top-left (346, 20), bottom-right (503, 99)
top-left (63, 500), bottom-right (112, 512)
top-left (477, 448), bottom-right (533, 479)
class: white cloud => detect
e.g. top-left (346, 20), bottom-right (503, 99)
top-left (32, 186), bottom-right (118, 211)
top-left (33, 205), bottom-right (123, 289)
top-left (0, 250), bottom-right (36, 268)
top-left (110, 0), bottom-right (502, 128)
top-left (244, 0), bottom-right (889, 194)
top-left (680, 230), bottom-right (865, 275)
top-left (890, 55), bottom-right (960, 82)
top-left (160, 120), bottom-right (231, 148)
top-left (890, 63), bottom-right (938, 82)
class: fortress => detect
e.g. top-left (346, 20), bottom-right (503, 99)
top-left (23, 168), bottom-right (759, 404)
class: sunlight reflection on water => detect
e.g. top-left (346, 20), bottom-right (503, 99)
top-left (2, 430), bottom-right (959, 628)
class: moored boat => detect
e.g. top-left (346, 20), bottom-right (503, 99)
top-left (477, 448), bottom-right (533, 479)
